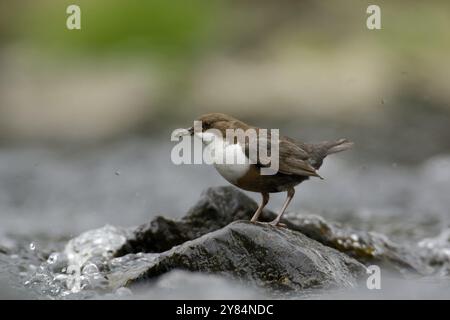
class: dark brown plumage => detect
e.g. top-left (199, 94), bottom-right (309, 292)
top-left (187, 113), bottom-right (354, 226)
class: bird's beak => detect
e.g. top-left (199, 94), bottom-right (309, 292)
top-left (174, 126), bottom-right (194, 138)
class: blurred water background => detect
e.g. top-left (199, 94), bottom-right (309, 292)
top-left (0, 0), bottom-right (450, 299)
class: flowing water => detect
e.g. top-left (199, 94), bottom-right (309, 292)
top-left (1, 137), bottom-right (449, 299)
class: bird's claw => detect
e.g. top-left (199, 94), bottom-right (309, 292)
top-left (270, 221), bottom-right (287, 227)
top-left (255, 220), bottom-right (287, 228)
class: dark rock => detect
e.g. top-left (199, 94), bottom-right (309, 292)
top-left (282, 213), bottom-right (430, 274)
top-left (112, 221), bottom-right (365, 292)
top-left (116, 186), bottom-right (429, 274)
top-left (116, 217), bottom-right (191, 255)
top-left (116, 186), bottom-right (272, 256)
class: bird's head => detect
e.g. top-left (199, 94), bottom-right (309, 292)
top-left (175, 113), bottom-right (246, 139)
top-left (196, 113), bottom-right (239, 132)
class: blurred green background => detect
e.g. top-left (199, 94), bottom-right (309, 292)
top-left (1, 0), bottom-right (449, 163)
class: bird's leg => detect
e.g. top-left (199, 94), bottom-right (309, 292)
top-left (270, 188), bottom-right (295, 226)
top-left (250, 192), bottom-right (269, 222)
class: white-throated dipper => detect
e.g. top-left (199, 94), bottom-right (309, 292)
top-left (178, 113), bottom-right (353, 226)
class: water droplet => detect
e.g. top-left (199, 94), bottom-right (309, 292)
top-left (116, 287), bottom-right (132, 296)
top-left (53, 274), bottom-right (67, 282)
top-left (115, 170), bottom-right (121, 176)
top-left (82, 263), bottom-right (99, 275)
top-left (47, 252), bottom-right (58, 264)
top-left (50, 287), bottom-right (60, 295)
top-left (29, 243), bottom-right (36, 251)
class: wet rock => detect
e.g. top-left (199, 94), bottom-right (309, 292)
top-left (0, 236), bottom-right (18, 255)
top-left (283, 213), bottom-right (430, 274)
top-left (112, 221), bottom-right (365, 292)
top-left (0, 246), bottom-right (8, 255)
top-left (116, 186), bottom-right (429, 274)
top-left (115, 186), bottom-right (271, 256)
top-left (107, 253), bottom-right (159, 289)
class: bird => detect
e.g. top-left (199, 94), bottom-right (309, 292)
top-left (177, 113), bottom-right (353, 226)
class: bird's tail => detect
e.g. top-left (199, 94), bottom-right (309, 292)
top-left (305, 138), bottom-right (354, 171)
top-left (325, 138), bottom-right (354, 155)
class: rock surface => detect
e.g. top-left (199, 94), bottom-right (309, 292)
top-left (14, 186), bottom-right (442, 298)
top-left (110, 221), bottom-right (366, 292)
top-left (115, 186), bottom-right (271, 255)
top-left (117, 186), bottom-right (429, 274)
top-left (283, 213), bottom-right (430, 274)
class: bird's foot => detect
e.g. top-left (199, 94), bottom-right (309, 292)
top-left (257, 220), bottom-right (287, 228)
top-left (270, 220), bottom-right (287, 227)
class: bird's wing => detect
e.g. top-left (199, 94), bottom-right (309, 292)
top-left (244, 134), bottom-right (322, 178)
top-left (278, 139), bottom-right (322, 177)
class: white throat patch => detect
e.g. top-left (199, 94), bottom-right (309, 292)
top-left (195, 132), bottom-right (250, 183)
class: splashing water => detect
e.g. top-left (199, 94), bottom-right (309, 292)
top-left (63, 225), bottom-right (130, 293)
top-left (418, 229), bottom-right (450, 276)
top-left (12, 225), bottom-right (132, 298)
